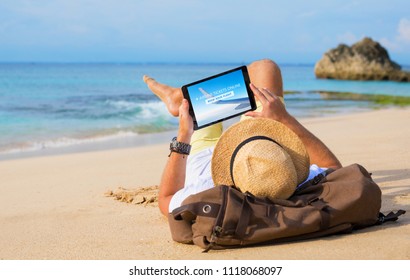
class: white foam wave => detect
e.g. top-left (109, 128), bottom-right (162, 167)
top-left (105, 99), bottom-right (171, 122)
top-left (106, 100), bottom-right (139, 110)
top-left (0, 131), bottom-right (139, 155)
top-left (138, 102), bottom-right (169, 119)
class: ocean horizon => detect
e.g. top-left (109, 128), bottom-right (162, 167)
top-left (1, 62), bottom-right (409, 159)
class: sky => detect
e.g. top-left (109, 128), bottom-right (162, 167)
top-left (0, 0), bottom-right (410, 64)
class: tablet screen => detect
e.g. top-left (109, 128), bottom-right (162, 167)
top-left (182, 66), bottom-right (256, 130)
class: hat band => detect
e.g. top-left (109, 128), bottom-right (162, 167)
top-left (229, 135), bottom-right (283, 187)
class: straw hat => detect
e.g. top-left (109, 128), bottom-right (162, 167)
top-left (211, 118), bottom-right (310, 200)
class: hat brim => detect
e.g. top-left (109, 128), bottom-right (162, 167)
top-left (211, 118), bottom-right (310, 188)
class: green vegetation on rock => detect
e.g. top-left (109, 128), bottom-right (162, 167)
top-left (316, 91), bottom-right (410, 106)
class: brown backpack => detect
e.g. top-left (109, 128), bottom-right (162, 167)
top-left (168, 164), bottom-right (405, 251)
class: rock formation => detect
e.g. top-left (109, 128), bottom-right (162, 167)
top-left (314, 37), bottom-right (410, 82)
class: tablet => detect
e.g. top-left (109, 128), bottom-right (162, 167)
top-left (181, 66), bottom-right (256, 130)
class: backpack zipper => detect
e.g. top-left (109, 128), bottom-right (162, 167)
top-left (202, 185), bottom-right (228, 253)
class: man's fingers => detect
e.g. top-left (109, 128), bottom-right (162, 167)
top-left (259, 87), bottom-right (277, 102)
top-left (250, 83), bottom-right (278, 103)
top-left (179, 99), bottom-right (189, 117)
top-left (250, 83), bottom-right (267, 103)
top-left (244, 111), bottom-right (261, 118)
top-left (178, 99), bottom-right (194, 139)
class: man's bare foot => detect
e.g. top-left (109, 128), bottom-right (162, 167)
top-left (143, 75), bottom-right (183, 117)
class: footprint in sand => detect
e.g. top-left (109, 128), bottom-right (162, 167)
top-left (105, 186), bottom-right (159, 206)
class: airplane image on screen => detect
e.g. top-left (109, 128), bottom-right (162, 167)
top-left (199, 88), bottom-right (250, 110)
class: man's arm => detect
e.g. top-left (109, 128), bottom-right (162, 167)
top-left (279, 114), bottom-right (342, 170)
top-left (158, 99), bottom-right (194, 215)
top-left (245, 84), bottom-right (342, 170)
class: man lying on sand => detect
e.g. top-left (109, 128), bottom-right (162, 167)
top-left (143, 59), bottom-right (342, 216)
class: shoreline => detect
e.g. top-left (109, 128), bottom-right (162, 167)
top-left (1, 107), bottom-right (409, 259)
top-left (0, 129), bottom-right (177, 161)
top-left (3, 98), bottom-right (408, 161)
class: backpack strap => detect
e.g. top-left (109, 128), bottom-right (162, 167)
top-left (234, 194), bottom-right (253, 238)
top-left (377, 210), bottom-right (406, 224)
top-left (309, 198), bottom-right (331, 230)
top-left (172, 202), bottom-right (220, 221)
top-left (295, 169), bottom-right (332, 193)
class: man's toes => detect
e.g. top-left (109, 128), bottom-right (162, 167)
top-left (143, 75), bottom-right (153, 83)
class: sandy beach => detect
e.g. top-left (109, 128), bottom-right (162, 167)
top-left (0, 107), bottom-right (409, 260)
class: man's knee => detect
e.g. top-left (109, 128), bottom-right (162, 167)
top-left (248, 59), bottom-right (280, 74)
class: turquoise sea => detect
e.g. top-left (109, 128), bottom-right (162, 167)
top-left (1, 63), bottom-right (409, 157)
